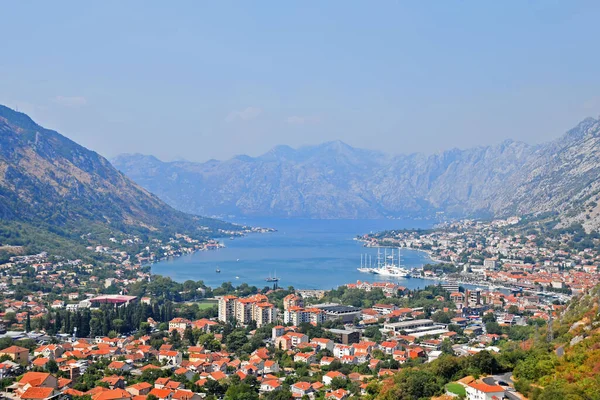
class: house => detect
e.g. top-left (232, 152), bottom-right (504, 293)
top-left (260, 379), bottom-right (282, 392)
top-left (149, 388), bottom-right (173, 400)
top-left (311, 338), bottom-right (334, 352)
top-left (34, 345), bottom-right (63, 360)
top-left (92, 388), bottom-right (133, 400)
top-left (101, 376), bottom-right (126, 390)
top-left (14, 372), bottom-right (58, 391)
top-left (32, 358), bottom-right (50, 369)
top-left (379, 341), bottom-right (399, 355)
top-left (0, 345), bottom-right (29, 365)
top-left (465, 381), bottom-right (504, 400)
top-left (19, 387), bottom-right (57, 400)
top-left (158, 350), bottom-right (182, 366)
top-left (323, 371), bottom-right (346, 386)
top-left (209, 371), bottom-right (227, 381)
top-left (108, 361), bottom-right (133, 373)
top-left (192, 319), bottom-right (218, 333)
top-left (126, 382), bottom-right (152, 396)
top-left (294, 351), bottom-right (316, 365)
top-left (263, 360), bottom-right (280, 374)
top-left (172, 389), bottom-right (201, 400)
top-left (169, 318), bottom-right (191, 333)
top-left (333, 344), bottom-right (353, 359)
top-left (287, 332), bottom-right (309, 348)
top-left (320, 356), bottom-right (335, 366)
top-left (326, 388), bottom-right (349, 400)
top-left (174, 368), bottom-right (195, 381)
top-left (291, 381), bottom-right (313, 397)
top-left (272, 326), bottom-right (285, 340)
top-left (340, 355), bottom-right (357, 364)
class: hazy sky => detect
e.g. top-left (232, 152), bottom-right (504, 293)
top-left (1, 1), bottom-right (600, 162)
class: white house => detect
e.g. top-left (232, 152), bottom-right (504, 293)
top-left (466, 382), bottom-right (505, 400)
top-left (158, 350), bottom-right (183, 366)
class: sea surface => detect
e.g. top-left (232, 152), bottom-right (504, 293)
top-left (152, 218), bottom-right (453, 290)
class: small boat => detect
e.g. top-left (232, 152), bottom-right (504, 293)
top-left (216, 268), bottom-right (221, 273)
top-left (235, 276), bottom-right (240, 279)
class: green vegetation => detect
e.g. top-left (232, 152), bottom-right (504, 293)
top-left (445, 382), bottom-right (466, 396)
top-left (510, 285), bottom-right (600, 399)
top-left (313, 284), bottom-right (453, 311)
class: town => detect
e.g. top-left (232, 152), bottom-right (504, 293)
top-left (1, 216), bottom-right (594, 400)
top-left (360, 217), bottom-right (600, 297)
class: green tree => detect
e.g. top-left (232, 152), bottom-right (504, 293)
top-left (46, 359), bottom-right (59, 373)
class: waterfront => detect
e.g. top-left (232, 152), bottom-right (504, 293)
top-left (153, 218), bottom-right (477, 290)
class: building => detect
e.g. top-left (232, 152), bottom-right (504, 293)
top-left (234, 297), bottom-right (255, 324)
top-left (252, 302), bottom-right (277, 327)
top-left (441, 282), bottom-right (460, 293)
top-left (483, 258), bottom-right (498, 270)
top-left (283, 294), bottom-right (304, 310)
top-left (323, 371), bottom-right (346, 386)
top-left (450, 292), bottom-right (466, 308)
top-left (89, 295), bottom-right (137, 307)
top-left (0, 345), bottom-right (29, 365)
top-left (158, 350), bottom-right (182, 366)
top-left (284, 306), bottom-right (326, 325)
top-left (313, 304), bottom-right (362, 323)
top-left (218, 295), bottom-right (238, 323)
top-left (384, 319), bottom-right (435, 332)
top-left (328, 329), bottom-right (360, 345)
top-left (169, 318), bottom-right (191, 333)
top-left (465, 381), bottom-right (504, 400)
top-left (372, 304), bottom-right (397, 315)
top-left (272, 325), bottom-right (285, 340)
top-left (275, 332), bottom-right (308, 350)
top-left (219, 294), bottom-right (276, 327)
top-left (468, 289), bottom-right (482, 307)
top-left (384, 319), bottom-right (449, 338)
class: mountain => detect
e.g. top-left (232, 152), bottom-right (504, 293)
top-left (490, 118), bottom-right (600, 231)
top-left (113, 117), bottom-right (600, 230)
top-left (0, 105), bottom-right (237, 255)
top-left (111, 139), bottom-right (535, 219)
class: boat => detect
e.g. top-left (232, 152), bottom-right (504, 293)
top-left (357, 253), bottom-right (375, 273)
top-left (370, 248), bottom-right (410, 278)
top-left (265, 271), bottom-right (280, 282)
top-left (216, 268), bottom-right (221, 273)
top-left (235, 276), bottom-right (240, 279)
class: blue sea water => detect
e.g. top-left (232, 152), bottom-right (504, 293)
top-left (152, 218), bottom-right (449, 290)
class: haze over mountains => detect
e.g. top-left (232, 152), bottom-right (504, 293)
top-left (113, 117), bottom-right (600, 231)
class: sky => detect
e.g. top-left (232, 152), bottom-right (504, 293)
top-left (1, 1), bottom-right (600, 162)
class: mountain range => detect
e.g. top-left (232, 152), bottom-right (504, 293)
top-left (0, 105), bottom-right (237, 256)
top-left (113, 117), bottom-right (600, 231)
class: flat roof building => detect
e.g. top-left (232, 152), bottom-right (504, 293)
top-left (312, 304), bottom-right (362, 323)
top-left (327, 329), bottom-right (360, 345)
top-left (89, 295), bottom-right (137, 306)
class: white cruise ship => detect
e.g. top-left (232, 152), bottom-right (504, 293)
top-left (358, 248), bottom-right (410, 278)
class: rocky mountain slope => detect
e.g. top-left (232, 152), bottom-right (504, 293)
top-left (0, 105), bottom-right (236, 247)
top-left (490, 118), bottom-right (600, 231)
top-left (113, 117), bottom-right (600, 230)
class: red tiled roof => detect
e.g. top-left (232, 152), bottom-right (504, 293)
top-left (20, 387), bottom-right (55, 400)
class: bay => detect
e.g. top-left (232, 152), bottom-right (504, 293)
top-left (152, 218), bottom-right (453, 290)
